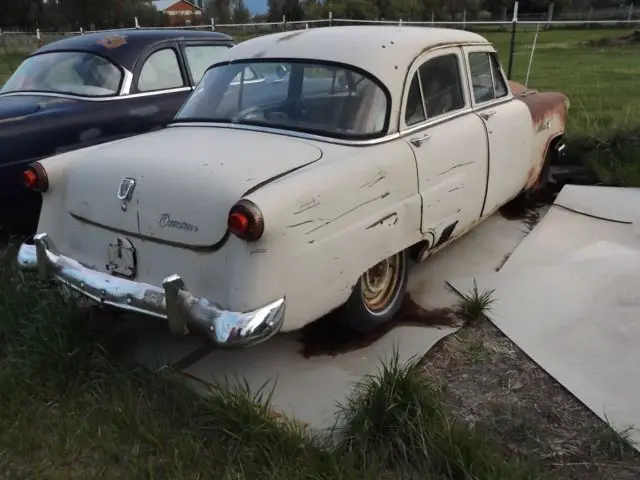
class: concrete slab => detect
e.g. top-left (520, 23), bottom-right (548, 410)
top-left (449, 245), bottom-right (640, 449)
top-left (407, 212), bottom-right (538, 309)
top-left (183, 325), bottom-right (457, 432)
top-left (120, 211), bottom-right (537, 431)
top-left (502, 185), bottom-right (640, 273)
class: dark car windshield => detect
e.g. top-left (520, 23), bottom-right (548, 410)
top-left (175, 61), bottom-right (389, 139)
top-left (1, 51), bottom-right (122, 97)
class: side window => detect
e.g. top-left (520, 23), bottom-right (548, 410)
top-left (184, 45), bottom-right (230, 84)
top-left (418, 54), bottom-right (465, 118)
top-left (405, 73), bottom-right (426, 126)
top-left (490, 53), bottom-right (508, 98)
top-left (137, 48), bottom-right (184, 92)
top-left (231, 66), bottom-right (259, 84)
top-left (469, 52), bottom-right (508, 104)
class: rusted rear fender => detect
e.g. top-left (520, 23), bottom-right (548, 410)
top-left (510, 81), bottom-right (570, 127)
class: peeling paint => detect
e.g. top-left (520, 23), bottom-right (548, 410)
top-left (287, 220), bottom-right (314, 228)
top-left (366, 212), bottom-right (398, 230)
top-left (250, 248), bottom-right (268, 255)
top-left (360, 173), bottom-right (386, 188)
top-left (439, 161), bottom-right (474, 176)
top-left (305, 192), bottom-right (390, 235)
top-left (294, 200), bottom-right (321, 215)
top-left (276, 31), bottom-right (307, 42)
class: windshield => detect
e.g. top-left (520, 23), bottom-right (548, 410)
top-left (175, 61), bottom-right (389, 139)
top-left (1, 52), bottom-right (123, 97)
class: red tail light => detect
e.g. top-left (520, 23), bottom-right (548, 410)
top-left (228, 199), bottom-right (264, 242)
top-left (23, 162), bottom-right (49, 192)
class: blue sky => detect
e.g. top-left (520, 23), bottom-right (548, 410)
top-left (244, 0), bottom-right (267, 15)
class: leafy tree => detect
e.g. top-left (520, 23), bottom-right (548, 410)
top-left (232, 0), bottom-right (251, 23)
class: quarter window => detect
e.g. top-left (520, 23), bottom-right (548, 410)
top-left (468, 52), bottom-right (508, 104)
top-left (138, 48), bottom-right (184, 92)
top-left (405, 74), bottom-right (426, 126)
top-left (404, 53), bottom-right (465, 126)
top-left (184, 44), bottom-right (230, 84)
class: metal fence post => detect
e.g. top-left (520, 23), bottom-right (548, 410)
top-left (628, 3), bottom-right (634, 28)
top-left (282, 15), bottom-right (286, 31)
top-left (210, 17), bottom-right (215, 30)
top-left (507, 1), bottom-right (518, 80)
top-left (329, 11), bottom-right (333, 27)
top-left (463, 10), bottom-right (467, 30)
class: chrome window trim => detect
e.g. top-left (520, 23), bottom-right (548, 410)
top-left (168, 122), bottom-right (401, 146)
top-left (399, 47), bottom-right (470, 134)
top-left (464, 47), bottom-right (513, 109)
top-left (400, 106), bottom-right (475, 137)
top-left (0, 85), bottom-right (193, 102)
top-left (119, 68), bottom-right (134, 95)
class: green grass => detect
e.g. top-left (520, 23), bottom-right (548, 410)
top-left (1, 26), bottom-right (640, 184)
top-left (0, 244), bottom-right (548, 478)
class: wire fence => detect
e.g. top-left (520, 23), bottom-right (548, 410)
top-left (1, 4), bottom-right (639, 137)
top-left (1, 4), bottom-right (640, 47)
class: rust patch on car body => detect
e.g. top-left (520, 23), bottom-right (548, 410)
top-left (96, 35), bottom-right (128, 49)
top-left (510, 81), bottom-right (569, 190)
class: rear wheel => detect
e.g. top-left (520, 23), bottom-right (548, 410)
top-left (342, 250), bottom-right (409, 333)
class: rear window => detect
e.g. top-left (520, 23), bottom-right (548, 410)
top-left (1, 51), bottom-right (123, 97)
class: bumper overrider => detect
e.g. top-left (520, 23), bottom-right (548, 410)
top-left (17, 233), bottom-right (285, 347)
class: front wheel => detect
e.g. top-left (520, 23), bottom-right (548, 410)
top-left (342, 250), bottom-right (409, 333)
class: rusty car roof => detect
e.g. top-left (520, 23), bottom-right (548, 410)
top-left (32, 29), bottom-right (233, 72)
top-left (222, 26), bottom-right (490, 95)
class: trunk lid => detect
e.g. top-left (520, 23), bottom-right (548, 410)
top-left (65, 126), bottom-right (323, 247)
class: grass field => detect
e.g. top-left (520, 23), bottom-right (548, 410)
top-left (0, 244), bottom-right (553, 479)
top-left (1, 27), bottom-right (640, 478)
top-left (2, 26), bottom-right (639, 186)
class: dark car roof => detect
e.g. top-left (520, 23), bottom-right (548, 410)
top-left (31, 29), bottom-right (233, 72)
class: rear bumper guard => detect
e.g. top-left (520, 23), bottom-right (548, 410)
top-left (17, 233), bottom-right (284, 347)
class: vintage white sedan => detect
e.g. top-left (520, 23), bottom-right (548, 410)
top-left (17, 26), bottom-right (569, 347)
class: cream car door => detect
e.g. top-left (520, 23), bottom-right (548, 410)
top-left (464, 46), bottom-right (533, 217)
top-left (401, 47), bottom-right (489, 250)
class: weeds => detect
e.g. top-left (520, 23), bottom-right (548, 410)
top-left (336, 348), bottom-right (544, 478)
top-left (0, 242), bottom-right (548, 478)
top-left (589, 419), bottom-right (638, 460)
top-left (454, 279), bottom-right (496, 321)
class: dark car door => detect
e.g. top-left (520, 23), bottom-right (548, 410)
top-left (123, 40), bottom-right (194, 133)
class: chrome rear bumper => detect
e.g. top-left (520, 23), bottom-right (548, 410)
top-left (17, 233), bottom-right (285, 347)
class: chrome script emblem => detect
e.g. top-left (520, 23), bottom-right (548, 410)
top-left (117, 177), bottom-right (136, 211)
top-left (159, 213), bottom-right (199, 232)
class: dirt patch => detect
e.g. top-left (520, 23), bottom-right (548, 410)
top-left (588, 30), bottom-right (640, 47)
top-left (422, 318), bottom-right (640, 479)
top-left (298, 295), bottom-right (463, 358)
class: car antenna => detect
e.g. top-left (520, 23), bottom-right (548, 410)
top-left (524, 21), bottom-right (541, 90)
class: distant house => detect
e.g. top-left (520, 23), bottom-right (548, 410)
top-left (153, 0), bottom-right (204, 26)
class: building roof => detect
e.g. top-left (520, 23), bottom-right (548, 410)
top-left (32, 29), bottom-right (232, 72)
top-left (153, 0), bottom-right (202, 12)
top-left (223, 26), bottom-right (490, 95)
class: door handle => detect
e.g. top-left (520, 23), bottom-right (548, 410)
top-left (409, 133), bottom-right (430, 147)
top-left (480, 110), bottom-right (496, 121)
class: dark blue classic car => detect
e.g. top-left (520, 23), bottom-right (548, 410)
top-left (0, 29), bottom-right (234, 230)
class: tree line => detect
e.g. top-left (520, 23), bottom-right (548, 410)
top-left (1, 0), bottom-right (628, 30)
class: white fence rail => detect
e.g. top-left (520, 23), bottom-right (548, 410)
top-left (2, 12), bottom-right (640, 39)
